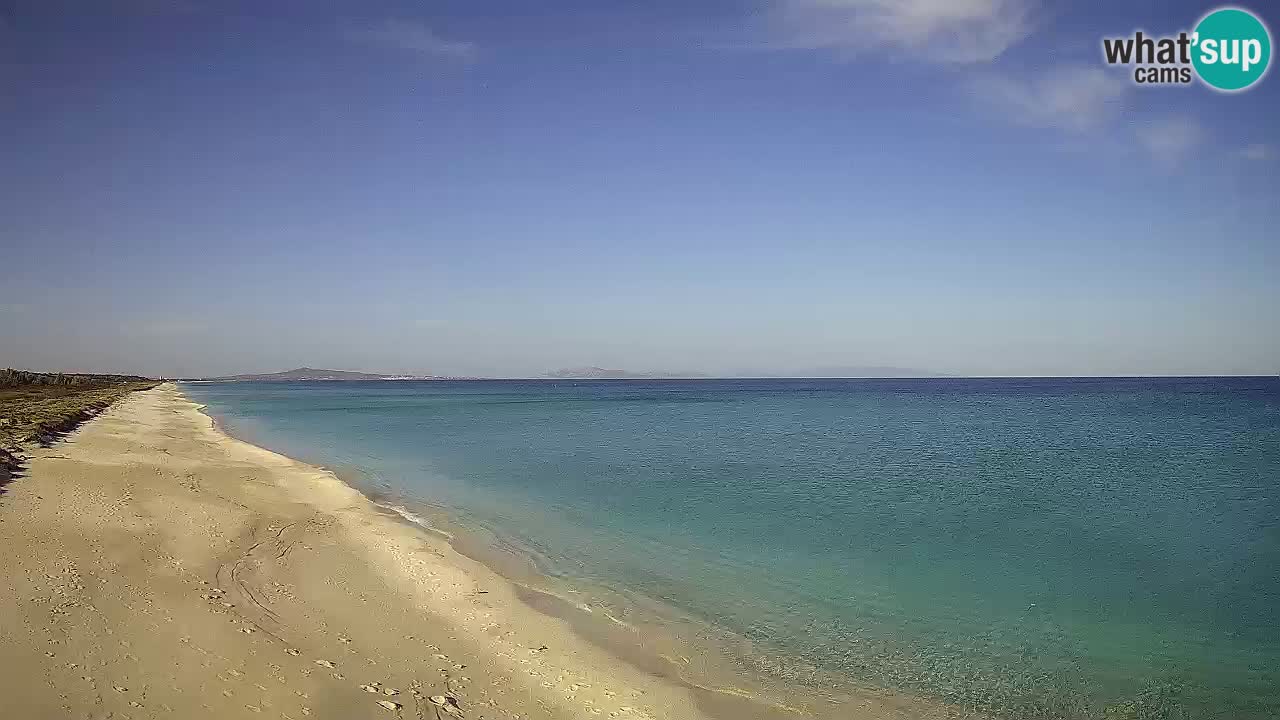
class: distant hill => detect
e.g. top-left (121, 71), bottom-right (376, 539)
top-left (544, 367), bottom-right (708, 380)
top-left (204, 368), bottom-right (434, 382)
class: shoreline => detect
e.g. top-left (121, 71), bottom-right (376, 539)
top-left (194, 387), bottom-right (963, 720)
top-left (187, 384), bottom-right (794, 720)
top-left (191, 388), bottom-right (984, 720)
top-left (0, 383), bottom-right (966, 719)
top-left (0, 384), bottom-right (719, 719)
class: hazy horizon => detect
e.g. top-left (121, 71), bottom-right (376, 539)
top-left (16, 364), bottom-right (1280, 381)
top-left (3, 1), bottom-right (1277, 378)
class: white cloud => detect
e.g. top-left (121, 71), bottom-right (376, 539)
top-left (1135, 116), bottom-right (1202, 168)
top-left (1240, 143), bottom-right (1271, 161)
top-left (971, 69), bottom-right (1209, 169)
top-left (972, 65), bottom-right (1129, 132)
top-left (353, 19), bottom-right (476, 62)
top-left (771, 0), bottom-right (1038, 63)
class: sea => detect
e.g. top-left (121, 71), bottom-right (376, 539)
top-left (181, 377), bottom-right (1280, 719)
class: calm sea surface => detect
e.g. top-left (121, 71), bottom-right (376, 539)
top-left (182, 378), bottom-right (1280, 719)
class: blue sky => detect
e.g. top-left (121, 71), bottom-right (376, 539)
top-left (1, 0), bottom-right (1277, 377)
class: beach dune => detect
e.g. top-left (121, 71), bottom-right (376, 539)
top-left (0, 384), bottom-right (728, 720)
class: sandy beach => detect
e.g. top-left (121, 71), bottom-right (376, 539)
top-left (0, 384), bottom-right (728, 719)
top-left (0, 384), bottom-right (967, 720)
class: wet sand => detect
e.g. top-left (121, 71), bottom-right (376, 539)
top-left (0, 384), bottom-right (961, 719)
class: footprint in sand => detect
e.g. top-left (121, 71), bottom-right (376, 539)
top-left (428, 695), bottom-right (463, 716)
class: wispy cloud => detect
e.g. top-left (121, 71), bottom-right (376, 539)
top-left (971, 65), bottom-right (1128, 132)
top-left (770, 0), bottom-right (1039, 63)
top-left (758, 3), bottom-right (1209, 171)
top-left (1135, 116), bottom-right (1202, 169)
top-left (1240, 143), bottom-right (1271, 161)
top-left (970, 67), bottom-right (1214, 170)
top-left (351, 19), bottom-right (476, 63)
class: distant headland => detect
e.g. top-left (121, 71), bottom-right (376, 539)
top-left (195, 368), bottom-right (442, 382)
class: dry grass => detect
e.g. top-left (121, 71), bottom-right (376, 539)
top-left (1, 370), bottom-right (159, 481)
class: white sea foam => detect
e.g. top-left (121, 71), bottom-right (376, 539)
top-left (378, 502), bottom-right (454, 540)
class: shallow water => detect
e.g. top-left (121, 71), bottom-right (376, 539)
top-left (183, 377), bottom-right (1280, 719)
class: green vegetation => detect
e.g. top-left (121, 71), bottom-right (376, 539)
top-left (1, 369), bottom-right (158, 481)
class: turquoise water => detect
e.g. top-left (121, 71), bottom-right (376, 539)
top-left (183, 378), bottom-right (1280, 719)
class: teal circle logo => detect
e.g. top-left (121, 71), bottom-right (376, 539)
top-left (1192, 7), bottom-right (1272, 91)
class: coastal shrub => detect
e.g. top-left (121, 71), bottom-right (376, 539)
top-left (0, 369), bottom-right (158, 457)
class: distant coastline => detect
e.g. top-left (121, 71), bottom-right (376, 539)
top-left (190, 367), bottom-right (1277, 383)
top-left (199, 367), bottom-right (443, 382)
top-left (190, 365), bottom-right (946, 382)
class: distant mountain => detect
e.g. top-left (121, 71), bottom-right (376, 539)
top-left (205, 367), bottom-right (435, 382)
top-left (544, 367), bottom-right (707, 380)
